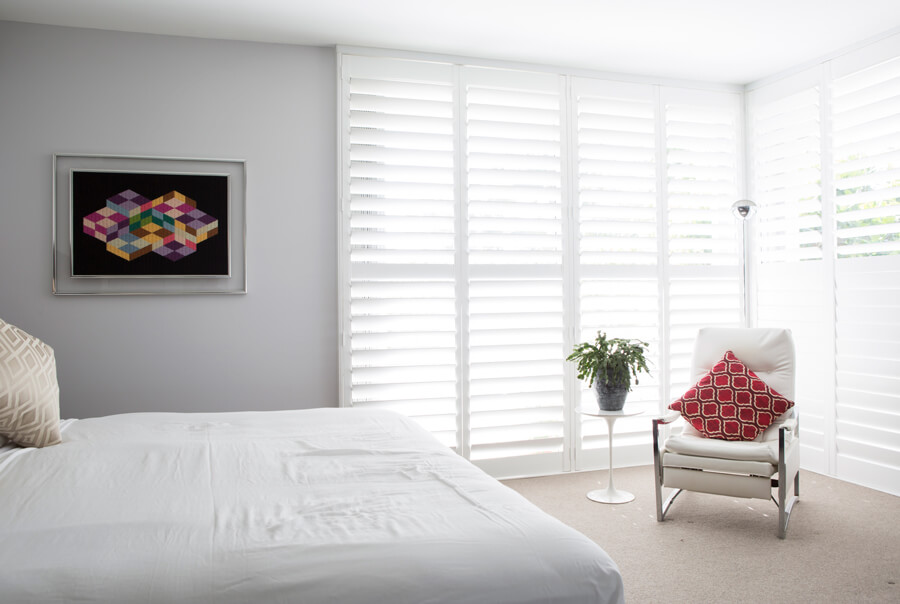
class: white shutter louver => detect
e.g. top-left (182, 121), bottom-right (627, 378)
top-left (345, 56), bottom-right (459, 447)
top-left (573, 79), bottom-right (660, 466)
top-left (464, 68), bottom-right (566, 471)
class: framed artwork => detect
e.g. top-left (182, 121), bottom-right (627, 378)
top-left (53, 154), bottom-right (247, 295)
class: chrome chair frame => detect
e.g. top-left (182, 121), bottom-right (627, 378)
top-left (652, 412), bottom-right (800, 538)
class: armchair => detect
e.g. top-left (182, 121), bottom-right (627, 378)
top-left (652, 327), bottom-right (800, 538)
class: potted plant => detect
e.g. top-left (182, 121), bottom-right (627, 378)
top-left (566, 331), bottom-right (650, 411)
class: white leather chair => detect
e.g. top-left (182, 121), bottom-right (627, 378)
top-left (652, 327), bottom-right (800, 538)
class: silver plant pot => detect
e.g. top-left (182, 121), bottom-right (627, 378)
top-left (593, 380), bottom-right (629, 411)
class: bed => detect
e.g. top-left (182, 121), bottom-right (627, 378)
top-left (0, 407), bottom-right (624, 603)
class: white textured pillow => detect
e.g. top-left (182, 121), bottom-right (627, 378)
top-left (0, 318), bottom-right (62, 447)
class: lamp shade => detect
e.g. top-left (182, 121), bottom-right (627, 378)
top-left (732, 199), bottom-right (757, 220)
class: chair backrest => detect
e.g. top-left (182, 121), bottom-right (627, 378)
top-left (690, 327), bottom-right (796, 400)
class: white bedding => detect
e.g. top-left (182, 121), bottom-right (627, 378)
top-left (0, 408), bottom-right (623, 604)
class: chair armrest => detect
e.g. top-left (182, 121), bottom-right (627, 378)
top-left (652, 410), bottom-right (682, 426)
top-left (775, 410), bottom-right (799, 437)
top-left (652, 411), bottom-right (681, 467)
top-left (779, 415), bottom-right (798, 432)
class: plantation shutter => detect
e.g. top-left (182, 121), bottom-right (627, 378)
top-left (832, 256), bottom-right (900, 492)
top-left (751, 83), bottom-right (824, 263)
top-left (572, 78), bottom-right (661, 468)
top-left (463, 67), bottom-right (566, 475)
top-left (662, 88), bottom-right (743, 399)
top-left (832, 55), bottom-right (900, 258)
top-left (340, 50), bottom-right (746, 479)
top-left (831, 54), bottom-right (900, 493)
top-left (747, 70), bottom-right (830, 472)
top-left (342, 55), bottom-right (459, 448)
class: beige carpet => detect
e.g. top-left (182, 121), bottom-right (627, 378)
top-left (503, 466), bottom-right (900, 603)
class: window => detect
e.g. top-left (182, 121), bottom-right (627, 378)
top-left (464, 68), bottom-right (566, 473)
top-left (832, 53), bottom-right (900, 494)
top-left (662, 88), bottom-right (742, 400)
top-left (748, 67), bottom-right (830, 472)
top-left (749, 42), bottom-right (900, 495)
top-left (573, 79), bottom-right (662, 467)
top-left (833, 56), bottom-right (900, 257)
top-left (343, 57), bottom-right (458, 448)
top-left (339, 51), bottom-right (744, 478)
top-left (573, 81), bottom-right (742, 469)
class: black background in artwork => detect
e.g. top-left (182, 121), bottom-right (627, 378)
top-left (72, 171), bottom-right (229, 277)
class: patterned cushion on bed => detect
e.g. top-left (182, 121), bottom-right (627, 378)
top-left (0, 318), bottom-right (62, 447)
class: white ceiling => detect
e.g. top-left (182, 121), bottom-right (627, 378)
top-left (2, 0), bottom-right (899, 84)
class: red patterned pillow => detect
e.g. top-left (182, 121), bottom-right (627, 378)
top-left (669, 350), bottom-right (794, 441)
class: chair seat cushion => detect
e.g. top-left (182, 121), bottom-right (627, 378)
top-left (664, 431), bottom-right (781, 464)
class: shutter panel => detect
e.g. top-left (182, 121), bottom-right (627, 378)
top-left (344, 56), bottom-right (459, 447)
top-left (663, 89), bottom-right (743, 399)
top-left (833, 56), bottom-right (900, 258)
top-left (573, 78), bottom-right (661, 467)
top-left (752, 86), bottom-right (823, 263)
top-left (463, 68), bottom-right (566, 473)
top-left (748, 71), bottom-right (830, 472)
top-left (834, 255), bottom-right (900, 494)
top-left (832, 56), bottom-right (900, 494)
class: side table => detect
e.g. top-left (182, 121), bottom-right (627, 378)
top-left (578, 407), bottom-right (643, 504)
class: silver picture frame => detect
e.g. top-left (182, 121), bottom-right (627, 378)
top-left (52, 153), bottom-right (247, 295)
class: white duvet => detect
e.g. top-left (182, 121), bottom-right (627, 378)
top-left (0, 408), bottom-right (623, 604)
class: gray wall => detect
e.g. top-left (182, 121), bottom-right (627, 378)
top-left (0, 21), bottom-right (338, 418)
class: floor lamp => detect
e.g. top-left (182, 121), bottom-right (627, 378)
top-left (732, 199), bottom-right (757, 327)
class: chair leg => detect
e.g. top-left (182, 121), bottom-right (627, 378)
top-left (652, 419), bottom-right (665, 521)
top-left (777, 482), bottom-right (799, 539)
top-left (776, 426), bottom-right (800, 539)
top-left (654, 480), bottom-right (664, 521)
top-left (659, 488), bottom-right (682, 522)
top-left (652, 418), bottom-right (682, 522)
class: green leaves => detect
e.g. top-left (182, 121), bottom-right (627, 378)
top-left (565, 331), bottom-right (650, 390)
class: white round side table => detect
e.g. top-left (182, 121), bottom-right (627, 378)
top-left (578, 407), bottom-right (643, 504)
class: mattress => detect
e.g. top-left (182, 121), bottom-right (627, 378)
top-left (0, 408), bottom-right (624, 603)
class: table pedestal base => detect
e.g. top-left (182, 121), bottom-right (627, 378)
top-left (578, 409), bottom-right (643, 506)
top-left (587, 487), bottom-right (635, 504)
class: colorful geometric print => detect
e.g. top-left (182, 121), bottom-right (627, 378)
top-left (82, 206), bottom-right (131, 243)
top-left (669, 350), bottom-right (794, 441)
top-left (82, 189), bottom-right (218, 262)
